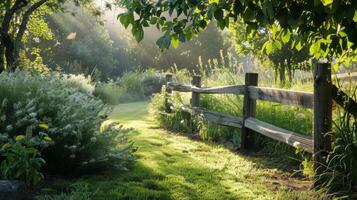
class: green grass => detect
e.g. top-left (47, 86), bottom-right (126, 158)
top-left (37, 101), bottom-right (323, 200)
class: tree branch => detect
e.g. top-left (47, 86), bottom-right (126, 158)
top-left (1, 0), bottom-right (29, 32)
top-left (14, 0), bottom-right (48, 62)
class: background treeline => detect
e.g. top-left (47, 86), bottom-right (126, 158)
top-left (25, 3), bottom-right (229, 80)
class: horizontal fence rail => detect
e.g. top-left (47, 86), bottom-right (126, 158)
top-left (167, 82), bottom-right (245, 95)
top-left (248, 86), bottom-right (314, 109)
top-left (181, 106), bottom-right (243, 128)
top-left (244, 117), bottom-right (313, 153)
top-left (336, 71), bottom-right (357, 81)
top-left (332, 85), bottom-right (357, 117)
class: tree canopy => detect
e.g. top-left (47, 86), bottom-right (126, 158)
top-left (0, 0), bottom-right (100, 71)
top-left (119, 0), bottom-right (357, 67)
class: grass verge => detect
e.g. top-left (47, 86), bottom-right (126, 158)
top-left (36, 101), bottom-right (324, 200)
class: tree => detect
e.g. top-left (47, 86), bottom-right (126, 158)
top-left (118, 0), bottom-right (357, 68)
top-left (0, 0), bottom-right (100, 72)
top-left (38, 4), bottom-right (123, 79)
top-left (229, 19), bottom-right (311, 83)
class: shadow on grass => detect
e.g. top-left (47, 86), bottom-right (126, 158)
top-left (153, 125), bottom-right (311, 187)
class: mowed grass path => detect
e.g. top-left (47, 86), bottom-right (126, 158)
top-left (88, 101), bottom-right (320, 200)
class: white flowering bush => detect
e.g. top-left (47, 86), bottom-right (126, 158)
top-left (0, 70), bottom-right (134, 176)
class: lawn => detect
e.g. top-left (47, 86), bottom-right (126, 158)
top-left (38, 101), bottom-right (322, 200)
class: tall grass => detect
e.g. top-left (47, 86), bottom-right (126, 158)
top-left (152, 54), bottom-right (313, 154)
top-left (151, 54), bottom-right (357, 197)
top-left (319, 78), bottom-right (357, 197)
top-left (94, 69), bottom-right (164, 104)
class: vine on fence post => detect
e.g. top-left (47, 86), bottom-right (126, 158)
top-left (313, 62), bottom-right (332, 188)
top-left (241, 73), bottom-right (258, 151)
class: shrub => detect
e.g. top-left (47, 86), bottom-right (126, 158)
top-left (94, 69), bottom-right (165, 104)
top-left (0, 70), bottom-right (134, 178)
top-left (0, 134), bottom-right (47, 185)
top-left (150, 87), bottom-right (193, 134)
top-left (36, 183), bottom-right (95, 200)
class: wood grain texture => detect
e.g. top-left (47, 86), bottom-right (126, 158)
top-left (191, 85), bottom-right (245, 95)
top-left (180, 106), bottom-right (243, 128)
top-left (167, 82), bottom-right (191, 92)
top-left (313, 62), bottom-right (332, 186)
top-left (167, 82), bottom-right (245, 95)
top-left (248, 86), bottom-right (313, 109)
top-left (244, 117), bottom-right (313, 153)
top-left (241, 73), bottom-right (258, 150)
top-left (191, 76), bottom-right (201, 107)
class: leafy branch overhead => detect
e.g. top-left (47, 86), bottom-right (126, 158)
top-left (0, 0), bottom-right (103, 71)
top-left (118, 0), bottom-right (357, 65)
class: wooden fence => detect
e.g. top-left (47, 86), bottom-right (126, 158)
top-left (163, 62), bottom-right (357, 186)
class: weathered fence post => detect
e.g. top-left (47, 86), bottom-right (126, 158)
top-left (165, 73), bottom-right (173, 112)
top-left (191, 75), bottom-right (201, 107)
top-left (313, 62), bottom-right (332, 188)
top-left (241, 73), bottom-right (258, 151)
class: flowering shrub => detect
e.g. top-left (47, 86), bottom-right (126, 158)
top-left (0, 70), bottom-right (134, 177)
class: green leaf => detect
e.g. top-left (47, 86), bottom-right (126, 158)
top-left (273, 40), bottom-right (282, 50)
top-left (280, 29), bottom-right (291, 44)
top-left (156, 34), bottom-right (171, 49)
top-left (207, 6), bottom-right (214, 19)
top-left (353, 10), bottom-right (357, 22)
top-left (118, 13), bottom-right (134, 29)
top-left (132, 22), bottom-right (144, 42)
top-left (295, 41), bottom-right (303, 51)
top-left (320, 0), bottom-right (333, 6)
top-left (262, 40), bottom-right (274, 54)
top-left (171, 36), bottom-right (179, 48)
top-left (179, 33), bottom-right (186, 42)
top-left (214, 9), bottom-right (224, 20)
top-left (150, 17), bottom-right (158, 24)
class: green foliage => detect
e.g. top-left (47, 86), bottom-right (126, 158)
top-left (0, 135), bottom-right (47, 185)
top-left (320, 81), bottom-right (357, 197)
top-left (41, 4), bottom-right (125, 79)
top-left (36, 102), bottom-right (325, 200)
top-left (94, 70), bottom-right (164, 104)
top-left (150, 56), bottom-right (313, 156)
top-left (0, 70), bottom-right (135, 176)
top-left (36, 183), bottom-right (96, 200)
top-left (0, 0), bottom-right (101, 70)
top-left (150, 89), bottom-right (193, 133)
top-left (119, 0), bottom-right (357, 67)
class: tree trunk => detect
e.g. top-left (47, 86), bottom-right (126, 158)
top-left (274, 65), bottom-right (278, 83)
top-left (0, 44), bottom-right (4, 72)
top-left (287, 60), bottom-right (292, 83)
top-left (14, 0), bottom-right (48, 64)
top-left (1, 32), bottom-right (15, 71)
top-left (279, 62), bottom-right (286, 84)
